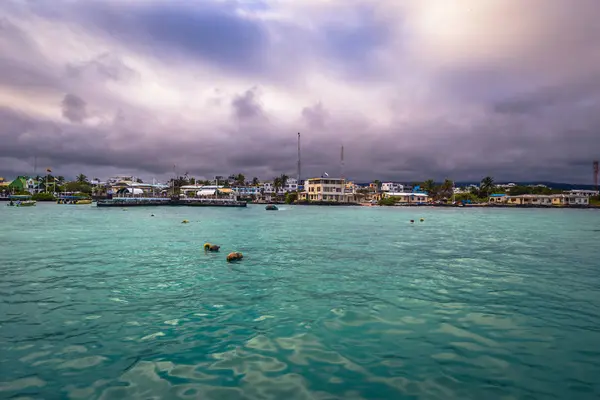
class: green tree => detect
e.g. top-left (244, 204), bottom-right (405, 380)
top-left (373, 180), bottom-right (382, 192)
top-left (285, 192), bottom-right (298, 204)
top-left (76, 174), bottom-right (89, 184)
top-left (235, 173), bottom-right (245, 187)
top-left (378, 196), bottom-right (398, 206)
top-left (280, 174), bottom-right (289, 192)
top-left (438, 179), bottom-right (454, 200)
top-left (421, 179), bottom-right (435, 194)
top-left (273, 177), bottom-right (283, 196)
top-left (65, 181), bottom-right (92, 194)
top-left (480, 176), bottom-right (495, 197)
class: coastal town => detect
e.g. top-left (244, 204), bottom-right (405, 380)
top-left (1, 173), bottom-right (598, 208)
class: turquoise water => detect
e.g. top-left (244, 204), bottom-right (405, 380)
top-left (1, 204), bottom-right (599, 399)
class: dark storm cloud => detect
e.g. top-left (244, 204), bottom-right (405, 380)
top-left (61, 94), bottom-right (87, 123)
top-left (493, 76), bottom-right (600, 115)
top-left (0, 17), bottom-right (59, 90)
top-left (232, 88), bottom-right (264, 120)
top-left (302, 103), bottom-right (329, 129)
top-left (1, 0), bottom-right (600, 184)
top-left (0, 105), bottom-right (298, 181)
top-left (320, 4), bottom-right (391, 79)
top-left (28, 0), bottom-right (271, 76)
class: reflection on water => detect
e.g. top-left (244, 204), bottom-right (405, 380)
top-left (1, 204), bottom-right (600, 399)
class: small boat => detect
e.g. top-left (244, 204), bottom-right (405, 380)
top-left (57, 196), bottom-right (92, 205)
top-left (265, 204), bottom-right (278, 210)
top-left (7, 195), bottom-right (36, 207)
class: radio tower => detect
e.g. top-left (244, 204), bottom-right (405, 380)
top-left (341, 145), bottom-right (345, 199)
top-left (594, 160), bottom-right (599, 191)
top-left (297, 132), bottom-right (301, 196)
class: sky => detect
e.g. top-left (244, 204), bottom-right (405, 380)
top-left (1, 0), bottom-right (599, 184)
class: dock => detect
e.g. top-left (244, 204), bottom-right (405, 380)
top-left (96, 197), bottom-right (247, 207)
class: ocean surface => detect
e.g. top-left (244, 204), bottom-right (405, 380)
top-left (1, 203), bottom-right (599, 399)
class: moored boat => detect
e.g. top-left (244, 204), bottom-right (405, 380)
top-left (7, 195), bottom-right (36, 207)
top-left (57, 195), bottom-right (92, 205)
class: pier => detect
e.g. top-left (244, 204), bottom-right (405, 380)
top-left (96, 197), bottom-right (247, 207)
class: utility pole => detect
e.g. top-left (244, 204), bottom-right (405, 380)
top-left (297, 132), bottom-right (301, 202)
top-left (341, 145), bottom-right (345, 201)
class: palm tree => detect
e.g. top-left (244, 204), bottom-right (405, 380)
top-left (280, 174), bottom-right (288, 193)
top-left (273, 177), bottom-right (282, 196)
top-left (440, 179), bottom-right (454, 200)
top-left (76, 174), bottom-right (88, 184)
top-left (480, 176), bottom-right (495, 196)
top-left (422, 179), bottom-right (435, 193)
top-left (252, 177), bottom-right (259, 186)
top-left (373, 180), bottom-right (382, 192)
top-left (235, 173), bottom-right (245, 187)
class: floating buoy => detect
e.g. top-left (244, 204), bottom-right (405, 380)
top-left (182, 220), bottom-right (189, 224)
top-left (227, 252), bottom-right (243, 262)
top-left (204, 243), bottom-right (220, 252)
top-left (410, 220), bottom-right (414, 223)
top-left (420, 218), bottom-right (424, 222)
top-left (151, 214), bottom-right (155, 217)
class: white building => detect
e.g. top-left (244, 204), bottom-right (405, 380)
top-left (260, 178), bottom-right (298, 195)
top-left (381, 182), bottom-right (404, 192)
top-left (567, 189), bottom-right (599, 197)
top-left (284, 178), bottom-right (298, 192)
top-left (384, 192), bottom-right (430, 203)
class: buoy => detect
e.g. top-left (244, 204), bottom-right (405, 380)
top-left (420, 218), bottom-right (424, 222)
top-left (151, 214), bottom-right (155, 217)
top-left (204, 243), bottom-right (220, 252)
top-left (410, 220), bottom-right (414, 223)
top-left (226, 252), bottom-right (243, 262)
top-left (182, 220), bottom-right (189, 224)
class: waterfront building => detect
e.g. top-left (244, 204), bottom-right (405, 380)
top-left (552, 194), bottom-right (590, 206)
top-left (489, 194), bottom-right (589, 206)
top-left (566, 189), bottom-right (599, 197)
top-left (381, 182), bottom-right (404, 192)
top-left (7, 176), bottom-right (37, 194)
top-left (301, 178), bottom-right (356, 202)
top-left (232, 186), bottom-right (261, 196)
top-left (488, 194), bottom-right (507, 204)
top-left (284, 178), bottom-right (298, 193)
top-left (382, 192), bottom-right (431, 204)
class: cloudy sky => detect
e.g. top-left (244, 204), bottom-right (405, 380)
top-left (1, 0), bottom-right (599, 183)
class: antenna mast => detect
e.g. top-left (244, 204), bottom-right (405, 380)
top-left (297, 132), bottom-right (301, 196)
top-left (594, 160), bottom-right (599, 191)
top-left (341, 145), bottom-right (345, 200)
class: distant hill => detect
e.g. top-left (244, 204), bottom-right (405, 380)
top-left (456, 182), bottom-right (597, 190)
top-left (355, 181), bottom-right (597, 190)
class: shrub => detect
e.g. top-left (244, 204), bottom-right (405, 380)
top-left (378, 197), bottom-right (398, 206)
top-left (32, 193), bottom-right (56, 201)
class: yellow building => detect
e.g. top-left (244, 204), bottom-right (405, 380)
top-left (491, 194), bottom-right (588, 206)
top-left (301, 178), bottom-right (356, 202)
